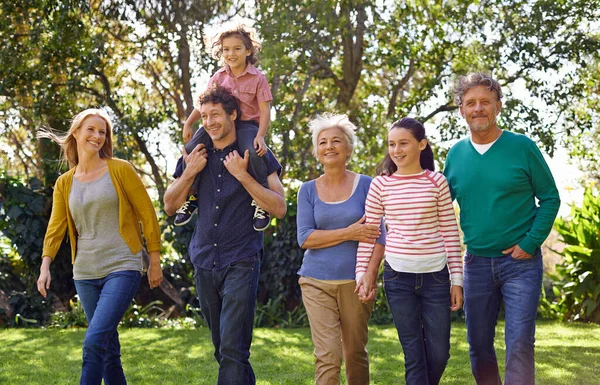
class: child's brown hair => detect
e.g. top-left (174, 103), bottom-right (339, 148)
top-left (210, 24), bottom-right (262, 65)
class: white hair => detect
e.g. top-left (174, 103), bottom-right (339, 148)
top-left (308, 113), bottom-right (357, 159)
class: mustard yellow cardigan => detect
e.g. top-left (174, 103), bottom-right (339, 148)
top-left (42, 158), bottom-right (161, 263)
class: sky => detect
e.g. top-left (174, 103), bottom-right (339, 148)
top-left (544, 148), bottom-right (584, 217)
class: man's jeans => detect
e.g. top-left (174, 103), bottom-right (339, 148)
top-left (464, 249), bottom-right (543, 385)
top-left (383, 262), bottom-right (451, 385)
top-left (74, 270), bottom-right (141, 385)
top-left (194, 255), bottom-right (260, 385)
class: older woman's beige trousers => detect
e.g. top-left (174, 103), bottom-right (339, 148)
top-left (299, 276), bottom-right (374, 385)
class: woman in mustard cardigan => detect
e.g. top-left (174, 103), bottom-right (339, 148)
top-left (36, 108), bottom-right (163, 385)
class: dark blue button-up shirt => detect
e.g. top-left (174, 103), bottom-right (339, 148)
top-left (173, 141), bottom-right (281, 270)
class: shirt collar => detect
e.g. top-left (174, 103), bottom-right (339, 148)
top-left (223, 63), bottom-right (259, 78)
top-left (207, 141), bottom-right (239, 153)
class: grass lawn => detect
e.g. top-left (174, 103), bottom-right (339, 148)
top-left (1, 321), bottom-right (599, 384)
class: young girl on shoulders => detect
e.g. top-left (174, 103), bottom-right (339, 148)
top-left (356, 118), bottom-right (463, 385)
top-left (176, 24), bottom-right (273, 231)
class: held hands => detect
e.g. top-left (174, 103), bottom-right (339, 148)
top-left (254, 135), bottom-right (267, 157)
top-left (450, 285), bottom-right (463, 311)
top-left (182, 144), bottom-right (208, 176)
top-left (502, 244), bottom-right (532, 259)
top-left (183, 125), bottom-right (193, 144)
top-left (355, 271), bottom-right (377, 304)
top-left (347, 215), bottom-right (381, 243)
top-left (224, 150), bottom-right (250, 179)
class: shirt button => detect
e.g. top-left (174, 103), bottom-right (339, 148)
top-left (218, 174), bottom-right (222, 178)
top-left (216, 206), bottom-right (219, 209)
top-left (220, 158), bottom-right (223, 161)
top-left (217, 189), bottom-right (220, 192)
top-left (214, 223), bottom-right (218, 227)
top-left (213, 243), bottom-right (217, 247)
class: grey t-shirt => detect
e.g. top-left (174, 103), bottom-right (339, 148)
top-left (69, 172), bottom-right (142, 280)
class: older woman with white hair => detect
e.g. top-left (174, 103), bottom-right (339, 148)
top-left (296, 113), bottom-right (386, 385)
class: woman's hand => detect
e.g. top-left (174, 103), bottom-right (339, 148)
top-left (450, 285), bottom-right (463, 311)
top-left (147, 251), bottom-right (163, 289)
top-left (37, 256), bottom-right (52, 298)
top-left (148, 263), bottom-right (163, 289)
top-left (355, 271), bottom-right (377, 303)
top-left (347, 215), bottom-right (381, 243)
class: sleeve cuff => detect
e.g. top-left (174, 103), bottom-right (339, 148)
top-left (517, 237), bottom-right (538, 256)
top-left (355, 271), bottom-right (365, 284)
top-left (146, 241), bottom-right (161, 253)
top-left (451, 275), bottom-right (463, 287)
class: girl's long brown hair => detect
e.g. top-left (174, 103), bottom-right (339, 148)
top-left (376, 117), bottom-right (434, 176)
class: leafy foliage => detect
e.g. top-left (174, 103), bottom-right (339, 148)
top-left (0, 174), bottom-right (75, 325)
top-left (259, 185), bottom-right (304, 308)
top-left (254, 295), bottom-right (309, 328)
top-left (49, 297), bottom-right (87, 329)
top-left (7, 291), bottom-right (52, 327)
top-left (546, 189), bottom-right (600, 323)
top-left (2, 0), bottom-right (600, 327)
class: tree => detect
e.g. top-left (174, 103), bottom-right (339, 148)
top-left (255, 0), bottom-right (600, 178)
top-left (563, 59), bottom-right (600, 183)
top-left (0, 0), bottom-right (236, 320)
top-left (1, 0), bottom-right (600, 323)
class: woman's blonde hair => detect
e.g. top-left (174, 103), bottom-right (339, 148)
top-left (37, 108), bottom-right (113, 169)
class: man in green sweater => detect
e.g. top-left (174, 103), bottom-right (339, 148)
top-left (443, 72), bottom-right (560, 385)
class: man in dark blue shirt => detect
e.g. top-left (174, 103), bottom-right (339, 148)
top-left (164, 86), bottom-right (286, 385)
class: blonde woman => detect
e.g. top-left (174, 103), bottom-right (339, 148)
top-left (36, 109), bottom-right (162, 385)
top-left (296, 113), bottom-right (386, 385)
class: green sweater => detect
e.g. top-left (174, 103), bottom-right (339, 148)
top-left (443, 131), bottom-right (560, 257)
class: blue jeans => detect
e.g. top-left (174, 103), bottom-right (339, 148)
top-left (383, 262), bottom-right (451, 385)
top-left (184, 120), bottom-right (268, 190)
top-left (194, 254), bottom-right (260, 385)
top-left (74, 270), bottom-right (141, 385)
top-left (464, 249), bottom-right (543, 385)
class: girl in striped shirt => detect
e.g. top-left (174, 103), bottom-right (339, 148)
top-left (356, 118), bottom-right (463, 385)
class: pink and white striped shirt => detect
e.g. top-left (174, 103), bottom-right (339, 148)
top-left (356, 170), bottom-right (463, 286)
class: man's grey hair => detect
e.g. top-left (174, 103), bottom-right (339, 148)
top-left (453, 72), bottom-right (503, 106)
top-left (309, 113), bottom-right (357, 159)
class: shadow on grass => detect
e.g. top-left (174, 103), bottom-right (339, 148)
top-left (0, 329), bottom-right (83, 384)
top-left (1, 321), bottom-right (599, 384)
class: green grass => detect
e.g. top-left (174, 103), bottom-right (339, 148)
top-left (1, 321), bottom-right (599, 384)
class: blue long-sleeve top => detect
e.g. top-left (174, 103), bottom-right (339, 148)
top-left (296, 174), bottom-right (386, 280)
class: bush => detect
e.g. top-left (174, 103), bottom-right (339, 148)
top-left (259, 185), bottom-right (304, 309)
top-left (7, 290), bottom-right (52, 327)
top-left (544, 188), bottom-right (600, 323)
top-left (0, 174), bottom-right (76, 326)
top-left (49, 296), bottom-right (87, 328)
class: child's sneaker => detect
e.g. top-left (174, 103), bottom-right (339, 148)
top-left (251, 200), bottom-right (270, 231)
top-left (174, 194), bottom-right (198, 226)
